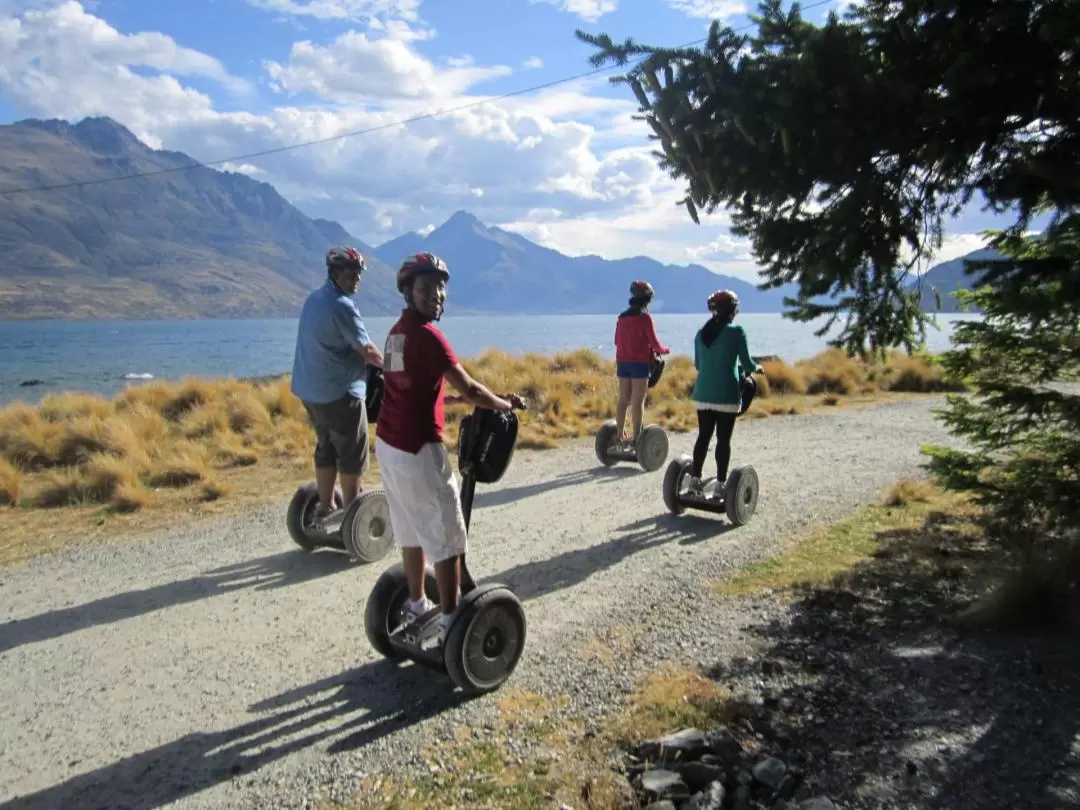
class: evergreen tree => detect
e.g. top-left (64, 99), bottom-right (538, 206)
top-left (922, 217), bottom-right (1080, 612)
top-left (577, 0), bottom-right (1079, 354)
top-left (580, 0), bottom-right (1080, 614)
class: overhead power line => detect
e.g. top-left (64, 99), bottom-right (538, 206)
top-left (0, 0), bottom-right (834, 197)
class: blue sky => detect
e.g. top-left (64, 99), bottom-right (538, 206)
top-left (0, 0), bottom-right (1023, 280)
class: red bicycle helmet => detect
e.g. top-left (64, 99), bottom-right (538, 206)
top-left (630, 280), bottom-right (655, 299)
top-left (326, 246), bottom-right (365, 273)
top-left (708, 289), bottom-right (740, 315)
top-left (396, 252), bottom-right (450, 293)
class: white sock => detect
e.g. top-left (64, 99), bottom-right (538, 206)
top-left (439, 612), bottom-right (453, 633)
top-left (410, 597), bottom-right (432, 614)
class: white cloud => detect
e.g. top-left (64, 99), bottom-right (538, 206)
top-left (523, 56), bottom-right (544, 69)
top-left (529, 0), bottom-right (617, 23)
top-left (496, 188), bottom-right (757, 278)
top-left (685, 233), bottom-right (753, 263)
top-left (0, 0), bottom-right (762, 279)
top-left (666, 0), bottom-right (747, 19)
top-left (264, 30), bottom-right (512, 101)
top-left (247, 0), bottom-right (421, 22)
top-left (0, 1), bottom-right (250, 95)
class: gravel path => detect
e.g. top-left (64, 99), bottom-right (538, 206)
top-left (0, 398), bottom-right (957, 810)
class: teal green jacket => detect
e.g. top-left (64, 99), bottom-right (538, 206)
top-left (691, 323), bottom-right (761, 407)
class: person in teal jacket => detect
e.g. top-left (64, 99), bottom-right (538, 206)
top-left (689, 290), bottom-right (763, 495)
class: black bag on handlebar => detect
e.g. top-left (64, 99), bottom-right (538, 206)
top-left (365, 365), bottom-right (384, 424)
top-left (737, 374), bottom-right (757, 416)
top-left (457, 407), bottom-right (519, 484)
top-left (648, 355), bottom-right (666, 389)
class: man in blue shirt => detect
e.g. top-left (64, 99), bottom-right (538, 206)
top-left (291, 246), bottom-right (385, 524)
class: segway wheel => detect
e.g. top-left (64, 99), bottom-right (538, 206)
top-left (286, 483), bottom-right (342, 551)
top-left (364, 563), bottom-right (439, 661)
top-left (444, 585), bottom-right (527, 694)
top-left (663, 454), bottom-right (692, 515)
top-left (724, 464), bottom-right (760, 526)
top-left (594, 419), bottom-right (618, 467)
top-left (636, 424), bottom-right (669, 472)
top-left (341, 489), bottom-right (395, 563)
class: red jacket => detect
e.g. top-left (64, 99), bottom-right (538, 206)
top-left (615, 311), bottom-right (669, 364)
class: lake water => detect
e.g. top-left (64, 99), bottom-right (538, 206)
top-left (0, 312), bottom-right (980, 406)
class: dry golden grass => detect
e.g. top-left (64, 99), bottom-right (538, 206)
top-left (0, 458), bottom-right (21, 506)
top-left (335, 663), bottom-right (743, 810)
top-left (714, 478), bottom-right (980, 597)
top-left (0, 348), bottom-right (963, 566)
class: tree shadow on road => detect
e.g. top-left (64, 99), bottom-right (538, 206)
top-left (0, 548), bottom-right (353, 655)
top-left (488, 511), bottom-right (740, 603)
top-left (0, 657), bottom-right (477, 810)
top-left (473, 464), bottom-right (639, 510)
top-left (710, 507), bottom-right (1080, 809)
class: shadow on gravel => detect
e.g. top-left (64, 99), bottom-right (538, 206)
top-left (713, 509), bottom-right (1080, 810)
top-left (0, 549), bottom-right (352, 655)
top-left (474, 465), bottom-right (638, 509)
top-left (491, 513), bottom-right (739, 603)
top-left (0, 658), bottom-right (477, 810)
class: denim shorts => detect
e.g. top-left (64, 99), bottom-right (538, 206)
top-left (616, 362), bottom-right (651, 379)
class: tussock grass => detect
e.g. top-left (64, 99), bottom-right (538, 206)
top-left (0, 348), bottom-right (962, 563)
top-left (0, 458), bottom-right (21, 506)
top-left (714, 478), bottom-right (978, 597)
top-left (336, 664), bottom-right (740, 810)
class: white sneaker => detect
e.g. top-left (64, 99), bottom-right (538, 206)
top-left (421, 614), bottom-right (452, 651)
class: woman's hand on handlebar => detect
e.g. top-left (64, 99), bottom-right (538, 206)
top-left (503, 393), bottom-right (528, 411)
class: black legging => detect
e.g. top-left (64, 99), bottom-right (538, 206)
top-left (693, 409), bottom-right (737, 481)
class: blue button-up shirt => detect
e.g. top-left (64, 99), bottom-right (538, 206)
top-left (290, 279), bottom-right (372, 404)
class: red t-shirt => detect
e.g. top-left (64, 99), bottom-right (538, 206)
top-left (376, 309), bottom-right (459, 454)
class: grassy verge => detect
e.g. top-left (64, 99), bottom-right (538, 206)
top-left (331, 666), bottom-right (744, 810)
top-left (0, 347), bottom-right (964, 566)
top-left (324, 477), bottom-right (994, 810)
top-left (714, 478), bottom-right (984, 597)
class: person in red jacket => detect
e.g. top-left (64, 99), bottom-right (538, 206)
top-left (612, 280), bottom-right (670, 448)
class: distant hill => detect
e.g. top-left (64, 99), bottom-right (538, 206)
top-left (0, 116), bottom-right (401, 319)
top-left (907, 247), bottom-right (1007, 313)
top-left (373, 210), bottom-right (800, 314)
top-left (0, 114), bottom-right (1001, 321)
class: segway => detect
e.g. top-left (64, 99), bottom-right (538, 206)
top-left (286, 366), bottom-right (394, 563)
top-left (363, 399), bottom-right (529, 694)
top-left (594, 353), bottom-right (670, 472)
top-left (662, 373), bottom-right (761, 526)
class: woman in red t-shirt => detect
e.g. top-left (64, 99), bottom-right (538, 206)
top-left (612, 280), bottom-right (670, 448)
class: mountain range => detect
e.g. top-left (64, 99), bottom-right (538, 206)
top-left (0, 115), bottom-right (992, 320)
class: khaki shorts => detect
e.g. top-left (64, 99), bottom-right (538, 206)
top-left (302, 395), bottom-right (369, 476)
top-left (376, 438), bottom-right (468, 564)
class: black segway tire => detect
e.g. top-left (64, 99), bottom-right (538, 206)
top-left (724, 464), bottom-right (760, 526)
top-left (342, 489), bottom-right (395, 563)
top-left (595, 419), bottom-right (618, 467)
top-left (444, 585), bottom-right (527, 694)
top-left (364, 563), bottom-right (440, 661)
top-left (663, 454), bottom-right (692, 515)
top-left (636, 424), bottom-right (669, 472)
top-left (286, 483), bottom-right (342, 551)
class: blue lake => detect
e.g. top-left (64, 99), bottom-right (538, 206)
top-left (0, 312), bottom-right (980, 406)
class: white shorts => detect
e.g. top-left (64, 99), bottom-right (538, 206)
top-left (376, 438), bottom-right (469, 564)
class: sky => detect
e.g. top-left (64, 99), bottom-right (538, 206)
top-left (0, 0), bottom-right (1022, 281)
